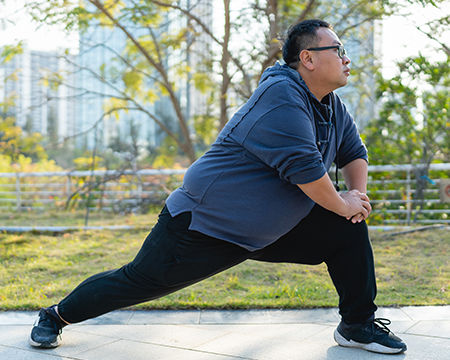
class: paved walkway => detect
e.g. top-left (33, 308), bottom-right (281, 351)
top-left (0, 306), bottom-right (449, 359)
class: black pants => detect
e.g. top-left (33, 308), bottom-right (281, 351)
top-left (58, 205), bottom-right (377, 324)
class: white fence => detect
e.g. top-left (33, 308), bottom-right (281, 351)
top-left (363, 164), bottom-right (449, 225)
top-left (0, 164), bottom-right (449, 225)
top-left (0, 168), bottom-right (186, 213)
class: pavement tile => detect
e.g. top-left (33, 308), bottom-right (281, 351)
top-left (400, 305), bottom-right (450, 321)
top-left (383, 320), bottom-right (418, 334)
top-left (128, 310), bottom-right (200, 324)
top-left (195, 325), bottom-right (406, 360)
top-left (69, 324), bottom-right (234, 349)
top-left (73, 311), bottom-right (134, 326)
top-left (307, 326), bottom-right (449, 360)
top-left (0, 325), bottom-right (117, 358)
top-left (400, 333), bottom-right (450, 360)
top-left (0, 311), bottom-right (36, 325)
top-left (0, 307), bottom-right (449, 360)
top-left (206, 323), bottom-right (331, 342)
top-left (199, 309), bottom-right (340, 324)
top-left (0, 325), bottom-right (33, 346)
top-left (0, 344), bottom-right (73, 360)
top-left (194, 326), bottom-right (367, 360)
top-left (74, 338), bottom-right (248, 360)
top-left (195, 331), bottom-right (305, 360)
top-left (288, 326), bottom-right (405, 360)
top-left (374, 307), bottom-right (414, 322)
top-left (405, 320), bottom-right (450, 339)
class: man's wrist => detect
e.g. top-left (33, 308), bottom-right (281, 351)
top-left (336, 195), bottom-right (348, 217)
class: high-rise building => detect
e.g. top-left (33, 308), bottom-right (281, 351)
top-left (0, 46), bottom-right (29, 127)
top-left (76, 0), bottom-right (213, 153)
top-left (0, 45), bottom-right (77, 141)
top-left (76, 26), bottom-right (149, 150)
top-left (178, 0), bottom-right (213, 127)
top-left (1, 1), bottom-right (375, 153)
top-left (334, 20), bottom-right (380, 129)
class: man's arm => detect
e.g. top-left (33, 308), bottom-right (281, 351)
top-left (342, 158), bottom-right (368, 193)
top-left (297, 172), bottom-right (371, 220)
top-left (341, 158), bottom-right (370, 222)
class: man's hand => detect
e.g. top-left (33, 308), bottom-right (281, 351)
top-left (341, 158), bottom-right (370, 223)
top-left (340, 190), bottom-right (371, 223)
top-left (297, 174), bottom-right (372, 221)
top-left (349, 212), bottom-right (367, 223)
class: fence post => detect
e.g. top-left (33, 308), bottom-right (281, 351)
top-left (406, 169), bottom-right (411, 225)
top-left (15, 172), bottom-right (21, 211)
top-left (66, 174), bottom-right (72, 198)
top-left (137, 173), bottom-right (142, 201)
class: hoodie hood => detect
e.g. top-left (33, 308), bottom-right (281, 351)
top-left (259, 61), bottom-right (330, 105)
top-left (259, 61), bottom-right (308, 91)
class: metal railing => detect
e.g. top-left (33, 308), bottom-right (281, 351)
top-left (0, 169), bottom-right (186, 212)
top-left (361, 164), bottom-right (449, 225)
top-left (0, 164), bottom-right (448, 225)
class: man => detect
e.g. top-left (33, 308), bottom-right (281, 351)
top-left (30, 19), bottom-right (407, 354)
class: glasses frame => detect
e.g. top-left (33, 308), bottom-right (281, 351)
top-left (306, 45), bottom-right (347, 59)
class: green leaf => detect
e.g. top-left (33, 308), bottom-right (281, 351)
top-left (192, 73), bottom-right (213, 94)
top-left (1, 42), bottom-right (23, 63)
top-left (122, 70), bottom-right (142, 90)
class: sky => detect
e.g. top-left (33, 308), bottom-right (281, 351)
top-left (380, 3), bottom-right (448, 77)
top-left (0, 0), bottom-right (448, 79)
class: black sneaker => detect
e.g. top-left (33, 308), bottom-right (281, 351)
top-left (29, 306), bottom-right (66, 348)
top-left (334, 318), bottom-right (407, 354)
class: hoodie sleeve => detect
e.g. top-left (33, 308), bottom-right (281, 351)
top-left (335, 103), bottom-right (368, 168)
top-left (242, 101), bottom-right (326, 185)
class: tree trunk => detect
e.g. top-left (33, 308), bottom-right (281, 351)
top-left (219, 0), bottom-right (231, 130)
top-left (259, 0), bottom-right (279, 74)
top-left (90, 0), bottom-right (197, 163)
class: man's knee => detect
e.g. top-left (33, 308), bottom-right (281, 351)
top-left (337, 220), bottom-right (370, 248)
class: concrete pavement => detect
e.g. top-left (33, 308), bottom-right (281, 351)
top-left (0, 306), bottom-right (449, 359)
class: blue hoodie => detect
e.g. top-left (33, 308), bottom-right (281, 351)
top-left (166, 62), bottom-right (368, 251)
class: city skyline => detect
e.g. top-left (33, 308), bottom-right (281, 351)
top-left (0, 0), bottom-right (447, 155)
top-left (0, 1), bottom-right (447, 78)
top-left (0, 0), bottom-right (215, 155)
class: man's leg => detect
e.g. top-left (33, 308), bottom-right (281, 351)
top-left (250, 205), bottom-right (406, 354)
top-left (251, 204), bottom-right (377, 323)
top-left (30, 206), bottom-right (250, 347)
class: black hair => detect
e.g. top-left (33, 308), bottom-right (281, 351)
top-left (282, 19), bottom-right (332, 68)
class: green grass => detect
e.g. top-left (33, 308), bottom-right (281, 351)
top-left (0, 209), bottom-right (158, 227)
top-left (0, 211), bottom-right (448, 310)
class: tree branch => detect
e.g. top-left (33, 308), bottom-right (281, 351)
top-left (61, 54), bottom-right (181, 148)
top-left (88, 0), bottom-right (195, 161)
top-left (150, 0), bottom-right (253, 97)
top-left (416, 24), bottom-right (450, 57)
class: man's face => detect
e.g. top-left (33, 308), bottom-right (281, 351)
top-left (308, 27), bottom-right (351, 90)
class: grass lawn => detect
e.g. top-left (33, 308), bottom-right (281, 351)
top-left (0, 209), bottom-right (159, 228)
top-left (0, 210), bottom-right (448, 310)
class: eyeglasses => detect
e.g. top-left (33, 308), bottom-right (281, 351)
top-left (306, 45), bottom-right (347, 59)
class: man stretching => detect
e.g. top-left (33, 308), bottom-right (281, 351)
top-left (30, 19), bottom-right (407, 354)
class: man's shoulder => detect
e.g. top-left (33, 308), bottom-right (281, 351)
top-left (260, 76), bottom-right (310, 107)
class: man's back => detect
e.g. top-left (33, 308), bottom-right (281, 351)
top-left (166, 62), bottom-right (365, 250)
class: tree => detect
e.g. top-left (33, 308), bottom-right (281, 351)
top-left (366, 56), bottom-right (449, 163)
top-left (364, 51), bottom-right (449, 222)
top-left (26, 0), bottom-right (198, 162)
top-left (24, 0), bottom-right (445, 164)
top-left (153, 0), bottom-right (388, 129)
top-left (0, 43), bottom-right (47, 163)
top-left (0, 117), bottom-right (47, 163)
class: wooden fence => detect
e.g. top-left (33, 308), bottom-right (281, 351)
top-left (0, 164), bottom-right (449, 225)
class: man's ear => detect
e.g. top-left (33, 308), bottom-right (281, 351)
top-left (299, 49), bottom-right (315, 71)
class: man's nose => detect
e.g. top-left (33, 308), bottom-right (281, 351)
top-left (342, 55), bottom-right (351, 65)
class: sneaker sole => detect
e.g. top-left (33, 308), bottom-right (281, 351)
top-left (334, 329), bottom-right (406, 354)
top-left (29, 336), bottom-right (61, 349)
